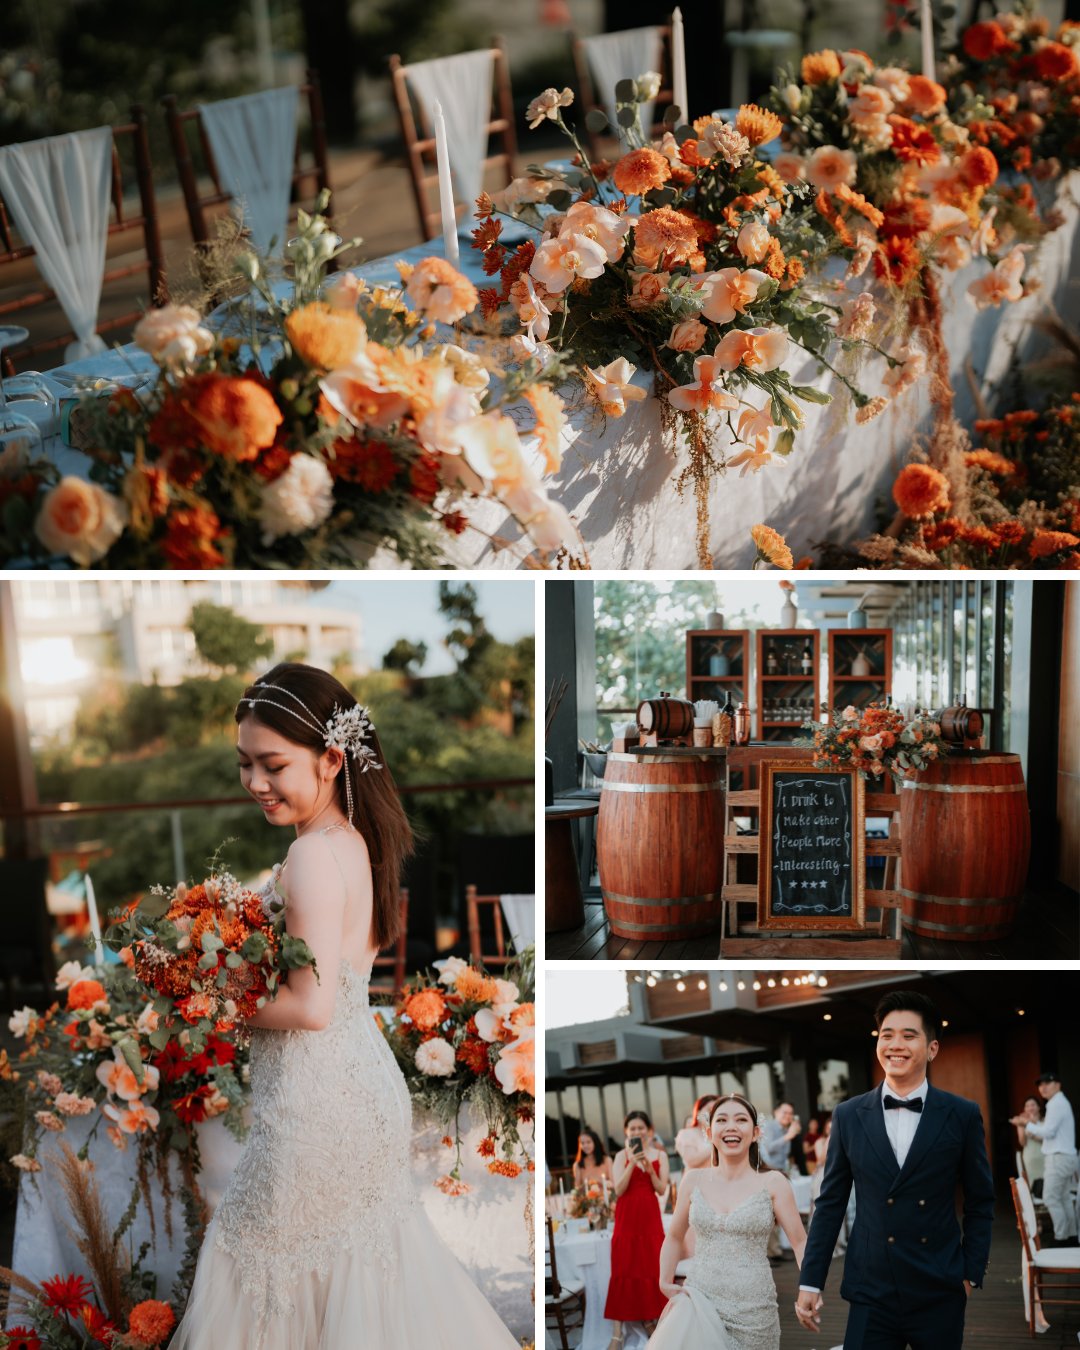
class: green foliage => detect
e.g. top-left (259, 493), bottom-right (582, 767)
top-left (189, 602), bottom-right (272, 673)
top-left (382, 638), bottom-right (428, 675)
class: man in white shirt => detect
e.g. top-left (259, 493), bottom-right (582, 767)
top-left (794, 990), bottom-right (994, 1348)
top-left (1012, 1072), bottom-right (1078, 1244)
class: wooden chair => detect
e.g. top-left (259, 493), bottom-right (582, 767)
top-left (545, 1216), bottom-right (585, 1349)
top-left (465, 885), bottom-right (512, 970)
top-left (0, 106), bottom-right (166, 375)
top-left (1011, 1174), bottom-right (1080, 1337)
top-left (389, 41), bottom-right (517, 242)
top-left (162, 72), bottom-right (331, 254)
top-left (369, 888), bottom-right (409, 1000)
top-left (571, 25), bottom-right (673, 159)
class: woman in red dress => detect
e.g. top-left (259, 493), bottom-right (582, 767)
top-left (605, 1110), bottom-right (670, 1341)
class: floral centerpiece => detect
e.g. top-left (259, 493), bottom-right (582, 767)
top-left (383, 950), bottom-right (534, 1195)
top-left (567, 1180), bottom-right (613, 1230)
top-left (473, 81), bottom-right (894, 565)
top-left (0, 199), bottom-right (575, 570)
top-left (795, 702), bottom-right (949, 784)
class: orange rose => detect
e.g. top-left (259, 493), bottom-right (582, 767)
top-left (34, 477), bottom-right (125, 566)
top-left (187, 374), bottom-right (283, 462)
top-left (667, 318), bottom-right (708, 353)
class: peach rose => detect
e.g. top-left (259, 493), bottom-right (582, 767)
top-left (859, 733), bottom-right (885, 754)
top-left (904, 75), bottom-right (947, 116)
top-left (804, 145), bottom-right (858, 191)
top-left (736, 218), bottom-right (771, 264)
top-left (848, 85), bottom-right (894, 129)
top-left (405, 257), bottom-right (479, 324)
top-left (34, 477), bottom-right (125, 566)
top-left (774, 152), bottom-right (806, 182)
top-left (668, 318), bottom-right (708, 352)
top-left (560, 201), bottom-right (629, 263)
top-left (872, 66), bottom-right (911, 104)
top-left (712, 326), bottom-right (788, 372)
top-left (699, 267), bottom-right (769, 324)
top-left (628, 270), bottom-right (670, 310)
top-left (134, 303), bottom-right (213, 369)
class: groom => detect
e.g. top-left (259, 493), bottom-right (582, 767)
top-left (794, 990), bottom-right (994, 1348)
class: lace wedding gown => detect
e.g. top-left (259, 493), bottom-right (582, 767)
top-left (647, 1187), bottom-right (780, 1350)
top-left (171, 870), bottom-right (518, 1350)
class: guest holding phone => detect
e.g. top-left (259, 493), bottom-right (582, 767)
top-left (605, 1110), bottom-right (670, 1344)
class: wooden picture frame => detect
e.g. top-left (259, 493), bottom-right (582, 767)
top-left (757, 759), bottom-right (865, 931)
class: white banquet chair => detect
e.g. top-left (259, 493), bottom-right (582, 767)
top-left (162, 73), bottom-right (331, 263)
top-left (1011, 1173), bottom-right (1080, 1337)
top-left (571, 25), bottom-right (672, 157)
top-left (0, 107), bottom-right (167, 375)
top-left (389, 42), bottom-right (516, 242)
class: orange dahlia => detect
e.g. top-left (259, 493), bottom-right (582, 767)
top-left (961, 20), bottom-right (1017, 61)
top-left (285, 303), bottom-right (367, 371)
top-left (888, 116), bottom-right (940, 166)
top-left (750, 523), bottom-right (794, 569)
top-left (401, 988), bottom-right (447, 1032)
top-left (1034, 42), bottom-right (1079, 82)
top-left (735, 103), bottom-right (783, 147)
top-left (801, 50), bottom-right (841, 84)
top-left (612, 147), bottom-right (671, 196)
top-left (893, 463), bottom-right (950, 518)
top-left (633, 206), bottom-right (700, 266)
top-left (454, 967), bottom-right (500, 1003)
top-left (127, 1300), bottom-right (176, 1346)
top-left (959, 146), bottom-right (999, 189)
top-left (186, 374), bottom-right (282, 462)
top-left (1030, 529), bottom-right (1080, 558)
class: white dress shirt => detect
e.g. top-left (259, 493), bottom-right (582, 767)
top-left (1024, 1091), bottom-right (1077, 1156)
top-left (881, 1077), bottom-right (928, 1167)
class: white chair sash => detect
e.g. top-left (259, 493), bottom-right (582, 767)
top-left (198, 87), bottom-right (299, 256)
top-left (0, 126), bottom-right (113, 361)
top-left (499, 893), bottom-right (536, 951)
top-left (404, 50), bottom-right (494, 215)
top-left (581, 26), bottom-right (663, 138)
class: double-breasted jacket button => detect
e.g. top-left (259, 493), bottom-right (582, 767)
top-left (887, 1236), bottom-right (895, 1244)
top-left (886, 1198), bottom-right (894, 1206)
top-left (918, 1199), bottom-right (926, 1207)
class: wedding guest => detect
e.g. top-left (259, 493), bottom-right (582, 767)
top-left (674, 1094), bottom-right (720, 1172)
top-left (808, 1117), bottom-right (849, 1257)
top-left (761, 1101), bottom-right (801, 1262)
top-left (573, 1128), bottom-right (614, 1190)
top-left (802, 1117), bottom-right (823, 1172)
top-left (1012, 1072), bottom-right (1078, 1245)
top-left (606, 1110), bottom-right (669, 1339)
top-left (1015, 1095), bottom-right (1046, 1198)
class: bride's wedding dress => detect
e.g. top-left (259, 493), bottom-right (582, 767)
top-left (648, 1187), bottom-right (780, 1350)
top-left (171, 870), bottom-right (518, 1350)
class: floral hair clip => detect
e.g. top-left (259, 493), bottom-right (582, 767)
top-left (325, 704), bottom-right (382, 774)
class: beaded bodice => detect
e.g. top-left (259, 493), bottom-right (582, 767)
top-left (683, 1186), bottom-right (779, 1346)
top-left (213, 869), bottom-right (418, 1324)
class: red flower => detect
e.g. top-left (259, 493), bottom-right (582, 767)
top-left (253, 443), bottom-right (293, 482)
top-left (41, 1273), bottom-right (93, 1315)
top-left (887, 116), bottom-right (940, 166)
top-left (172, 1086), bottom-right (212, 1124)
top-left (3, 1328), bottom-right (42, 1349)
top-left (961, 20), bottom-right (1018, 61)
top-left (160, 505), bottom-right (229, 570)
top-left (456, 1038), bottom-right (492, 1076)
top-left (873, 236), bottom-right (921, 289)
top-left (442, 510), bottom-right (468, 535)
top-left (477, 1135), bottom-right (497, 1157)
top-left (79, 1303), bottom-right (116, 1343)
top-left (408, 454), bottom-right (441, 506)
top-left (1034, 42), bottom-right (1079, 82)
top-left (878, 198), bottom-right (931, 240)
top-left (151, 1039), bottom-right (193, 1084)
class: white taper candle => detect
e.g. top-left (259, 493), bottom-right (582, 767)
top-left (432, 100), bottom-right (459, 264)
top-left (84, 873), bottom-right (104, 967)
top-left (920, 0), bottom-right (935, 81)
top-left (672, 7), bottom-right (688, 124)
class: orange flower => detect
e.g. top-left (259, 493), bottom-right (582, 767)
top-left (801, 50), bottom-right (841, 84)
top-left (405, 257), bottom-right (479, 324)
top-left (612, 147), bottom-right (671, 196)
top-left (1030, 530), bottom-right (1080, 559)
top-left (834, 183), bottom-right (884, 229)
top-left (161, 505), bottom-right (229, 569)
top-left (34, 477), bottom-right (126, 567)
top-left (962, 21), bottom-right (1017, 61)
top-left (477, 1135), bottom-right (497, 1158)
top-left (873, 236), bottom-right (921, 289)
top-left (285, 303), bottom-right (367, 371)
top-left (524, 385), bottom-right (567, 473)
top-left (633, 206), bottom-right (699, 266)
top-left (735, 103), bottom-right (783, 147)
top-left (402, 988), bottom-right (447, 1032)
top-left (1034, 42), bottom-right (1079, 82)
top-left (959, 146), bottom-right (998, 189)
top-left (922, 517), bottom-right (962, 551)
top-left (893, 463), bottom-right (950, 518)
top-left (888, 116), bottom-right (940, 166)
top-left (127, 1299), bottom-right (176, 1346)
top-left (487, 1159), bottom-right (523, 1178)
top-left (992, 519), bottom-right (1026, 547)
top-left (904, 75), bottom-right (947, 116)
top-left (879, 198), bottom-right (931, 240)
top-left (751, 523), bottom-right (794, 569)
top-left (964, 449), bottom-right (1016, 476)
top-left (67, 979), bottom-right (107, 1012)
top-left (455, 967), bottom-right (500, 1003)
top-left (187, 374), bottom-right (282, 462)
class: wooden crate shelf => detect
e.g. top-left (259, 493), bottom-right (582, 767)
top-left (827, 628), bottom-right (893, 719)
top-left (755, 628), bottom-right (820, 741)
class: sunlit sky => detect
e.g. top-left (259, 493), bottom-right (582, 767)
top-left (547, 968), bottom-right (630, 1030)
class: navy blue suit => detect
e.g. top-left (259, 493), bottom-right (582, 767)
top-left (801, 1083), bottom-right (995, 1349)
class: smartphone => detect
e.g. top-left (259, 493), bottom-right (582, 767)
top-left (629, 1137), bottom-right (645, 1156)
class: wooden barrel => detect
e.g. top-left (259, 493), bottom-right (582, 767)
top-left (597, 754), bottom-right (725, 940)
top-left (938, 705), bottom-right (985, 743)
top-left (900, 751), bottom-right (1030, 941)
top-left (637, 695), bottom-right (694, 740)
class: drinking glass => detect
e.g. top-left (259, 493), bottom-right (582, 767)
top-left (0, 326), bottom-right (45, 467)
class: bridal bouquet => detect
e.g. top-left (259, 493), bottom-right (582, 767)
top-left (2, 200), bottom-right (575, 571)
top-left (383, 949), bottom-right (534, 1193)
top-left (796, 702), bottom-right (949, 784)
top-left (474, 82), bottom-right (893, 564)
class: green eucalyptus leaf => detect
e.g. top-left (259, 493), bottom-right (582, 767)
top-left (585, 109), bottom-right (609, 133)
top-left (662, 105), bottom-right (680, 126)
top-left (616, 106), bottom-right (637, 128)
top-left (200, 931), bottom-right (224, 953)
top-left (614, 78), bottom-right (636, 103)
top-left (148, 1026), bottom-right (171, 1052)
top-left (225, 952), bottom-right (244, 970)
top-left (137, 892), bottom-right (172, 919)
top-left (197, 951), bottom-right (218, 971)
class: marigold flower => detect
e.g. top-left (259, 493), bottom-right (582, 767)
top-left (879, 198), bottom-right (931, 240)
top-left (903, 75), bottom-right (947, 116)
top-left (735, 103), bottom-right (782, 147)
top-left (922, 517), bottom-right (962, 550)
top-left (127, 1299), bottom-right (176, 1346)
top-left (893, 463), bottom-right (950, 518)
top-left (874, 236), bottom-right (921, 289)
top-left (284, 302), bottom-right (368, 371)
top-left (801, 50), bottom-right (842, 84)
top-left (161, 505), bottom-right (229, 570)
top-left (1030, 529), bottom-right (1080, 558)
top-left (751, 523), bottom-right (794, 569)
top-left (632, 206), bottom-right (700, 266)
top-left (1034, 41), bottom-right (1079, 81)
top-left (959, 146), bottom-right (998, 189)
top-left (612, 146), bottom-right (671, 196)
top-left (187, 374), bottom-right (283, 463)
top-left (402, 988), bottom-right (447, 1032)
top-left (435, 1173), bottom-right (470, 1196)
top-left (67, 979), bottom-right (107, 1012)
top-left (992, 519), bottom-right (1026, 548)
top-left (454, 967), bottom-right (500, 1003)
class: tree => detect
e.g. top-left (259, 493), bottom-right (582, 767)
top-left (382, 638), bottom-right (427, 676)
top-left (438, 582), bottom-right (495, 670)
top-left (189, 603), bottom-right (272, 674)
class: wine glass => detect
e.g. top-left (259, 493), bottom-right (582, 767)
top-left (0, 326), bottom-right (45, 469)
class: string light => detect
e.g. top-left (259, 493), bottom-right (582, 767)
top-left (781, 977), bottom-right (790, 987)
top-left (753, 980), bottom-right (761, 991)
top-left (737, 980), bottom-right (745, 991)
top-left (698, 979), bottom-right (707, 991)
top-left (647, 975), bottom-right (657, 987)
top-left (823, 1013), bottom-right (832, 1021)
top-left (719, 980), bottom-right (728, 992)
top-left (767, 978), bottom-right (776, 988)
top-left (676, 980), bottom-right (686, 992)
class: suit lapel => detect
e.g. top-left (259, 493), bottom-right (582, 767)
top-left (893, 1084), bottom-right (951, 1188)
top-left (858, 1084), bottom-right (900, 1181)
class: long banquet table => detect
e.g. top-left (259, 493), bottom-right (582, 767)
top-left (36, 173), bottom-right (1080, 569)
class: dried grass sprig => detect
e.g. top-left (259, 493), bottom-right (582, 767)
top-left (54, 1142), bottom-right (129, 1325)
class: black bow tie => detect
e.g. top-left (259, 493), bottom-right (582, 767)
top-left (883, 1094), bottom-right (923, 1113)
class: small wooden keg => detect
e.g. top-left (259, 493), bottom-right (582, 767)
top-left (900, 751), bottom-right (1030, 941)
top-left (938, 705), bottom-right (984, 744)
top-left (636, 693), bottom-right (694, 741)
top-left (597, 753), bottom-right (725, 940)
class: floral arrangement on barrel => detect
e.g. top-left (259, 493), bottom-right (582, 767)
top-left (795, 702), bottom-right (950, 785)
top-left (0, 1143), bottom-right (180, 1350)
top-left (567, 1179), bottom-right (614, 1230)
top-left (945, 6), bottom-right (1080, 181)
top-left (383, 949), bottom-right (534, 1195)
top-left (473, 80), bottom-right (894, 566)
top-left (850, 394), bottom-right (1080, 569)
top-left (0, 199), bottom-right (575, 570)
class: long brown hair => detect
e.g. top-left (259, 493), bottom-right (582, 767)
top-left (574, 1128), bottom-right (607, 1166)
top-left (236, 662), bottom-right (413, 949)
top-left (691, 1094), bottom-right (721, 1129)
top-left (709, 1093), bottom-right (764, 1171)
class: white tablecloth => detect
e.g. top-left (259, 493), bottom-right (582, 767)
top-left (11, 1105), bottom-right (531, 1339)
top-left (36, 174), bottom-right (1080, 568)
top-left (554, 1212), bottom-right (674, 1350)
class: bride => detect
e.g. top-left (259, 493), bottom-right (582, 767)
top-left (647, 1094), bottom-right (806, 1350)
top-left (171, 662), bottom-right (518, 1350)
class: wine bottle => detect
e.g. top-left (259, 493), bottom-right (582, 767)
top-left (800, 640), bottom-right (812, 676)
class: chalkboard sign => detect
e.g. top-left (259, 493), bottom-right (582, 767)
top-left (757, 760), bottom-right (866, 931)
